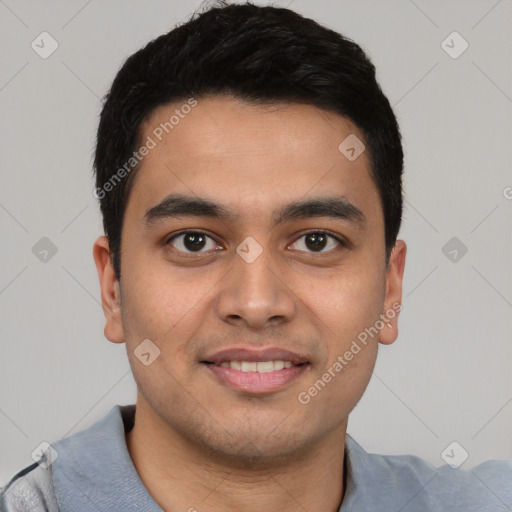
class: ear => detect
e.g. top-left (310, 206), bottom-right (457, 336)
top-left (379, 239), bottom-right (406, 345)
top-left (93, 235), bottom-right (125, 344)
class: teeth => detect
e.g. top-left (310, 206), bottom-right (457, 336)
top-left (241, 361), bottom-right (257, 372)
top-left (217, 360), bottom-right (296, 372)
top-left (274, 360), bottom-right (285, 370)
top-left (256, 361), bottom-right (274, 373)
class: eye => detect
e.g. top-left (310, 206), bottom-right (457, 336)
top-left (165, 230), bottom-right (347, 256)
top-left (166, 231), bottom-right (221, 254)
top-left (289, 231), bottom-right (346, 254)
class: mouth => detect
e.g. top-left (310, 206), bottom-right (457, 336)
top-left (205, 359), bottom-right (301, 372)
top-left (201, 348), bottom-right (311, 394)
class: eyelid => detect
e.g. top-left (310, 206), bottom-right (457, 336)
top-left (289, 229), bottom-right (349, 253)
top-left (165, 230), bottom-right (222, 250)
top-left (165, 229), bottom-right (349, 254)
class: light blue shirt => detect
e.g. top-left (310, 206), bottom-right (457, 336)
top-left (2, 404), bottom-right (511, 511)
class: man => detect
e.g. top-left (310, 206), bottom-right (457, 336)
top-left (2, 2), bottom-right (511, 511)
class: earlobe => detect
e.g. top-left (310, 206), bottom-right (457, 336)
top-left (379, 239), bottom-right (407, 346)
top-left (92, 236), bottom-right (125, 344)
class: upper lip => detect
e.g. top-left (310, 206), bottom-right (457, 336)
top-left (202, 347), bottom-right (310, 365)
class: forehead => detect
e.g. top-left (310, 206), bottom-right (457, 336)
top-left (124, 96), bottom-right (381, 229)
top-left (141, 95), bottom-right (365, 162)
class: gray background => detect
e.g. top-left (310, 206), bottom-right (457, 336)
top-left (1, 0), bottom-right (511, 486)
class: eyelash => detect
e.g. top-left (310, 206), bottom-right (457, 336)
top-left (165, 230), bottom-right (347, 256)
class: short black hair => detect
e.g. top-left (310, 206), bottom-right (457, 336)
top-left (93, 1), bottom-right (403, 281)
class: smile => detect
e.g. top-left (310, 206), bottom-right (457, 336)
top-left (202, 360), bottom-right (310, 393)
top-left (216, 360), bottom-right (295, 372)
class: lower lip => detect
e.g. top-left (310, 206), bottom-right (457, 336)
top-left (204, 363), bottom-right (309, 393)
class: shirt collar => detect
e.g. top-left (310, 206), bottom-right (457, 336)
top-left (52, 404), bottom-right (163, 511)
top-left (52, 404), bottom-right (378, 512)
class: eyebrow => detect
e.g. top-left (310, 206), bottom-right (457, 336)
top-left (143, 193), bottom-right (366, 229)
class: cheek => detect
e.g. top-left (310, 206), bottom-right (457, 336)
top-left (312, 344), bottom-right (378, 426)
top-left (300, 262), bottom-right (385, 343)
top-left (120, 266), bottom-right (201, 408)
top-left (119, 260), bottom-right (219, 372)
top-left (120, 261), bottom-right (192, 334)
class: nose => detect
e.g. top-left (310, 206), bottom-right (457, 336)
top-left (214, 242), bottom-right (296, 330)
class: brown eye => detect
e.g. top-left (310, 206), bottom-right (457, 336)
top-left (290, 231), bottom-right (345, 254)
top-left (166, 231), bottom-right (220, 254)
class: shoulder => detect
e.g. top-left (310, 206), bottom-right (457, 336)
top-left (390, 455), bottom-right (512, 510)
top-left (2, 405), bottom-right (138, 512)
top-left (1, 462), bottom-right (58, 512)
top-left (344, 435), bottom-right (512, 511)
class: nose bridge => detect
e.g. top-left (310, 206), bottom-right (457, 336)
top-left (215, 236), bottom-right (295, 327)
top-left (236, 237), bottom-right (277, 292)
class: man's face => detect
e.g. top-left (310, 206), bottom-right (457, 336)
top-left (94, 95), bottom-right (405, 464)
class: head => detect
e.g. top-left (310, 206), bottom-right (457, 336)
top-left (93, 1), bottom-right (406, 466)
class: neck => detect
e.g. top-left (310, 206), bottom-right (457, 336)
top-left (125, 398), bottom-right (347, 512)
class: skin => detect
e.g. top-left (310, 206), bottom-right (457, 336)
top-left (93, 95), bottom-right (406, 512)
